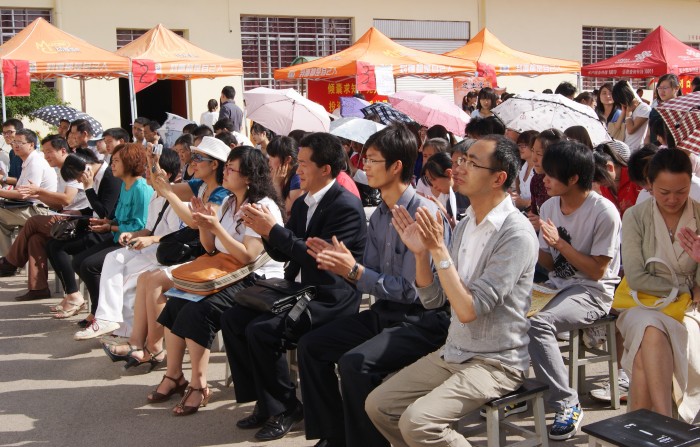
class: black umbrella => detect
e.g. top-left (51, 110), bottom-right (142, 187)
top-left (30, 105), bottom-right (104, 135)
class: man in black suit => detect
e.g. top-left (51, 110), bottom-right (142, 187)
top-left (299, 124), bottom-right (451, 447)
top-left (220, 132), bottom-right (367, 442)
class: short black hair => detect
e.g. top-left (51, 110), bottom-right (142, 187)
top-left (299, 132), bottom-right (345, 178)
top-left (555, 81), bottom-right (577, 98)
top-left (174, 133), bottom-right (194, 149)
top-left (221, 86), bottom-right (236, 100)
top-left (134, 117), bottom-right (150, 126)
top-left (542, 140), bottom-right (594, 190)
top-left (465, 117), bottom-right (494, 138)
top-left (267, 136), bottom-right (298, 166)
top-left (102, 127), bottom-right (129, 142)
top-left (182, 123), bottom-right (198, 134)
top-left (216, 131), bottom-right (238, 148)
top-left (627, 144), bottom-right (659, 184)
top-left (423, 137), bottom-right (450, 154)
top-left (542, 88), bottom-right (553, 94)
top-left (364, 123), bottom-right (418, 183)
top-left (158, 148), bottom-right (181, 182)
top-left (146, 120), bottom-right (161, 132)
top-left (564, 125), bottom-right (593, 150)
top-left (70, 118), bottom-right (93, 136)
top-left (213, 118), bottom-right (234, 132)
top-left (480, 135), bottom-right (521, 191)
top-left (192, 125), bottom-right (214, 138)
top-left (426, 124), bottom-right (449, 141)
top-left (421, 151), bottom-right (452, 179)
top-left (59, 118), bottom-right (71, 125)
top-left (516, 130), bottom-right (539, 147)
top-left (40, 134), bottom-right (70, 152)
top-left (15, 128), bottom-right (38, 148)
top-left (287, 129), bottom-right (307, 147)
top-left (2, 118), bottom-right (23, 130)
top-left (535, 128), bottom-right (566, 152)
top-left (648, 148), bottom-right (692, 184)
top-left (450, 138), bottom-right (475, 156)
top-left (61, 151), bottom-right (99, 182)
top-left (484, 116), bottom-right (505, 135)
top-left (612, 81), bottom-right (636, 107)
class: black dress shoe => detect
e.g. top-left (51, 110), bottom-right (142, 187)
top-left (14, 288), bottom-right (52, 301)
top-left (236, 404), bottom-right (268, 429)
top-left (0, 257), bottom-right (16, 277)
top-left (314, 439), bottom-right (346, 447)
top-left (254, 402), bottom-right (303, 441)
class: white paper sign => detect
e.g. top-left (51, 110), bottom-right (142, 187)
top-left (375, 65), bottom-right (395, 95)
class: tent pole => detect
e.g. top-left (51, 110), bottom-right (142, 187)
top-left (79, 78), bottom-right (86, 112)
top-left (576, 73), bottom-right (582, 92)
top-left (184, 79), bottom-right (191, 120)
top-left (0, 72), bottom-right (6, 122)
top-left (128, 71), bottom-right (138, 122)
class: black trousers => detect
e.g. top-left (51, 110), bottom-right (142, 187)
top-left (220, 304), bottom-right (301, 418)
top-left (47, 232), bottom-right (111, 297)
top-left (74, 238), bottom-right (120, 315)
top-left (296, 300), bottom-right (450, 447)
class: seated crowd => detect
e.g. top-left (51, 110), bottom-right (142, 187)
top-left (6, 79), bottom-right (700, 446)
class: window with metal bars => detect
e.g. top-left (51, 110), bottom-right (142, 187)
top-left (240, 16), bottom-right (352, 90)
top-left (116, 28), bottom-right (185, 49)
top-left (0, 8), bottom-right (54, 87)
top-left (581, 26), bottom-right (651, 90)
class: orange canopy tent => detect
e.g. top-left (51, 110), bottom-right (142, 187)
top-left (274, 27), bottom-right (477, 81)
top-left (0, 17), bottom-right (130, 120)
top-left (444, 28), bottom-right (581, 75)
top-left (115, 23), bottom-right (243, 121)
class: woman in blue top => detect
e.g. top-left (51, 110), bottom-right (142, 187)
top-left (73, 143), bottom-right (153, 340)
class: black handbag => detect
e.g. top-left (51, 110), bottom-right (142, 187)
top-left (233, 278), bottom-right (316, 345)
top-left (156, 227), bottom-right (203, 266)
top-left (50, 218), bottom-right (88, 241)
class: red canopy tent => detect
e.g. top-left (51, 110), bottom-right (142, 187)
top-left (582, 26), bottom-right (700, 78)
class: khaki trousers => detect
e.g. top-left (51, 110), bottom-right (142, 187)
top-left (0, 204), bottom-right (50, 256)
top-left (365, 350), bottom-right (523, 447)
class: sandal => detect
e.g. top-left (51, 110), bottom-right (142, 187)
top-left (173, 386), bottom-right (211, 416)
top-left (49, 299), bottom-right (67, 313)
top-left (148, 374), bottom-right (189, 403)
top-left (102, 342), bottom-right (138, 363)
top-left (53, 301), bottom-right (86, 319)
top-left (123, 346), bottom-right (165, 371)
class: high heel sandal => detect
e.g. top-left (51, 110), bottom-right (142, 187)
top-left (123, 346), bottom-right (165, 371)
top-left (173, 386), bottom-right (210, 416)
top-left (102, 343), bottom-right (138, 363)
top-left (148, 374), bottom-right (189, 403)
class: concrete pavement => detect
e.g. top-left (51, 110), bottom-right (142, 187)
top-left (0, 270), bottom-right (626, 446)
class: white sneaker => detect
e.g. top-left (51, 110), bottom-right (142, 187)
top-left (590, 376), bottom-right (629, 402)
top-left (556, 331), bottom-right (571, 341)
top-left (74, 319), bottom-right (119, 340)
top-left (583, 325), bottom-right (607, 349)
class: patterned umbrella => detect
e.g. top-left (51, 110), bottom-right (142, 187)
top-left (30, 105), bottom-right (104, 135)
top-left (658, 91), bottom-right (700, 154)
top-left (360, 102), bottom-right (413, 125)
top-left (340, 96), bottom-right (370, 118)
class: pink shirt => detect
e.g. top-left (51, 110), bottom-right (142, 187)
top-left (336, 171), bottom-right (360, 199)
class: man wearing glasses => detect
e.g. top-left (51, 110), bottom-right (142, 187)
top-left (0, 129), bottom-right (57, 256)
top-left (298, 124), bottom-right (451, 447)
top-left (1, 118), bottom-right (26, 187)
top-left (366, 135), bottom-right (538, 447)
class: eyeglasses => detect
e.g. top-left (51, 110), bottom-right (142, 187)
top-left (10, 140), bottom-right (31, 147)
top-left (191, 153), bottom-right (215, 163)
top-left (657, 86), bottom-right (674, 91)
top-left (362, 158), bottom-right (386, 166)
top-left (225, 165), bottom-right (241, 174)
top-left (2, 130), bottom-right (15, 136)
top-left (455, 156), bottom-right (501, 172)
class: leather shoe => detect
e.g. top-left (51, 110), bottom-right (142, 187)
top-left (314, 439), bottom-right (346, 447)
top-left (0, 257), bottom-right (16, 277)
top-left (254, 402), bottom-right (303, 441)
top-left (14, 288), bottom-right (52, 301)
top-left (236, 404), bottom-right (268, 429)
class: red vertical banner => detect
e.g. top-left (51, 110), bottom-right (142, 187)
top-left (132, 59), bottom-right (157, 93)
top-left (356, 61), bottom-right (376, 92)
top-left (2, 59), bottom-right (31, 97)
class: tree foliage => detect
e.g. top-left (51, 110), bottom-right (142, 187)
top-left (5, 82), bottom-right (66, 120)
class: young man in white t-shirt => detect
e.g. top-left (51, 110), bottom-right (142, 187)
top-left (528, 140), bottom-right (621, 440)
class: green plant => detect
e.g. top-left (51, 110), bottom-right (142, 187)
top-left (5, 81), bottom-right (66, 120)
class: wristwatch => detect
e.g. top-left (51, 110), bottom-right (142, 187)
top-left (437, 258), bottom-right (453, 270)
top-left (347, 263), bottom-right (360, 280)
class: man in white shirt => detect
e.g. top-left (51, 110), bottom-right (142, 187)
top-left (0, 135), bottom-right (83, 300)
top-left (0, 129), bottom-right (58, 256)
